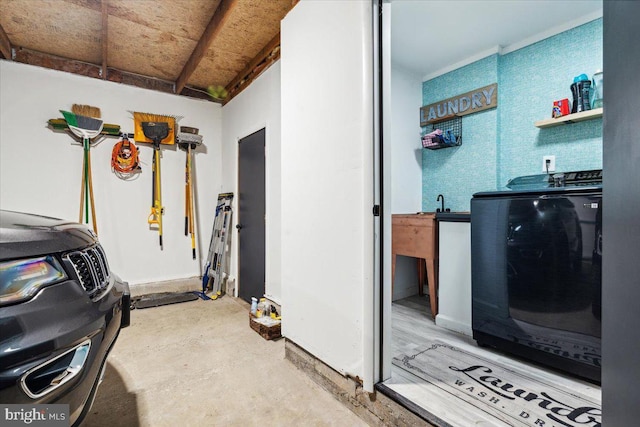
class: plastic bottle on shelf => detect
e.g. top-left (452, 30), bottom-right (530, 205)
top-left (250, 297), bottom-right (258, 316)
top-left (592, 70), bottom-right (603, 109)
top-left (570, 74), bottom-right (591, 113)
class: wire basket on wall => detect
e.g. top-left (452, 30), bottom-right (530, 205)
top-left (421, 116), bottom-right (462, 150)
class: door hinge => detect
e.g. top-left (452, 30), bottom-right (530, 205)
top-left (372, 205), bottom-right (381, 216)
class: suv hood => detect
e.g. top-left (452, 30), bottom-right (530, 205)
top-left (0, 210), bottom-right (97, 261)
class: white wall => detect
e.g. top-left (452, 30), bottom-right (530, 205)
top-left (390, 62), bottom-right (423, 301)
top-left (0, 61), bottom-right (221, 286)
top-left (391, 64), bottom-right (423, 214)
top-left (221, 61), bottom-right (282, 302)
top-left (281, 0), bottom-right (374, 384)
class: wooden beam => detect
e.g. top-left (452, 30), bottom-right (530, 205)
top-left (181, 86), bottom-right (216, 102)
top-left (14, 48), bottom-right (101, 78)
top-left (101, 0), bottom-right (108, 79)
top-left (108, 68), bottom-right (174, 93)
top-left (0, 22), bottom-right (12, 60)
top-left (175, 0), bottom-right (238, 94)
top-left (13, 47), bottom-right (213, 101)
top-left (224, 32), bottom-right (281, 104)
top-left (225, 33), bottom-right (279, 96)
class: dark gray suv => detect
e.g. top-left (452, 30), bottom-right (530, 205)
top-left (0, 210), bottom-right (130, 426)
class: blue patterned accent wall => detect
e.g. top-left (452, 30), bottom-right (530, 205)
top-left (499, 19), bottom-right (603, 185)
top-left (421, 55), bottom-right (498, 212)
top-left (421, 19), bottom-right (603, 212)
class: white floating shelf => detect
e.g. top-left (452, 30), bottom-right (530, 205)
top-left (535, 107), bottom-right (603, 128)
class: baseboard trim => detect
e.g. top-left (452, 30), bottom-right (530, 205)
top-left (129, 277), bottom-right (201, 297)
top-left (434, 314), bottom-right (472, 337)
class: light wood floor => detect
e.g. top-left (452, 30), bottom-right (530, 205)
top-left (385, 295), bottom-right (601, 426)
top-left (391, 295), bottom-right (476, 356)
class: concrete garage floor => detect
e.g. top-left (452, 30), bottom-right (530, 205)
top-left (83, 296), bottom-right (368, 427)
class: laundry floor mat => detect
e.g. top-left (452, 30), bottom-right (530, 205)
top-left (392, 340), bottom-right (601, 427)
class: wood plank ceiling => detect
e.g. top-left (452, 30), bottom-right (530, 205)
top-left (0, 0), bottom-right (298, 104)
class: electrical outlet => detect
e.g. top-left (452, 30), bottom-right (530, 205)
top-left (543, 155), bottom-right (556, 173)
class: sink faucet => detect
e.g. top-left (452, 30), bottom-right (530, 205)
top-left (437, 194), bottom-right (444, 212)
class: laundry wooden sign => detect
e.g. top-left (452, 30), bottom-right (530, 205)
top-left (420, 83), bottom-right (498, 126)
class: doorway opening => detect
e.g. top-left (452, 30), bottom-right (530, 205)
top-left (380, 2), bottom-right (604, 425)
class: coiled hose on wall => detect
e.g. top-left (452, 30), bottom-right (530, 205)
top-left (111, 133), bottom-right (141, 179)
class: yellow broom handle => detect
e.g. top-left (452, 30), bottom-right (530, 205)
top-left (188, 147), bottom-right (196, 259)
top-left (156, 148), bottom-right (163, 247)
top-left (185, 157), bottom-right (190, 236)
top-left (147, 147), bottom-right (163, 248)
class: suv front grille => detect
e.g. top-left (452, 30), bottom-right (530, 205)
top-left (64, 245), bottom-right (111, 296)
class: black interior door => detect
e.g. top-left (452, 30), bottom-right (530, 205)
top-left (237, 128), bottom-right (266, 303)
top-left (603, 1), bottom-right (640, 423)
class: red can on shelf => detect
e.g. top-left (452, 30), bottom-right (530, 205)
top-left (552, 98), bottom-right (570, 118)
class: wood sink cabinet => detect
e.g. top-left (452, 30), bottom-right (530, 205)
top-left (392, 214), bottom-right (438, 317)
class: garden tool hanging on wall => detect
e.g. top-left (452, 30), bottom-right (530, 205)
top-left (142, 121), bottom-right (169, 249)
top-left (132, 111), bottom-right (180, 249)
top-left (60, 105), bottom-right (104, 235)
top-left (177, 127), bottom-right (203, 259)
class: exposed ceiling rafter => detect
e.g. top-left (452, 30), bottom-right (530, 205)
top-left (0, 0), bottom-right (297, 102)
top-left (224, 32), bottom-right (281, 105)
top-left (101, 0), bottom-right (108, 79)
top-left (12, 48), bottom-right (211, 101)
top-left (0, 23), bottom-right (12, 59)
top-left (175, 0), bottom-right (238, 94)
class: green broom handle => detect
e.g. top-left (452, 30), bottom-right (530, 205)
top-left (84, 138), bottom-right (89, 224)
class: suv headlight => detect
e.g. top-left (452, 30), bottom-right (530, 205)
top-left (0, 256), bottom-right (67, 305)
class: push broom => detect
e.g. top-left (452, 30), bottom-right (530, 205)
top-left (142, 121), bottom-right (169, 249)
top-left (60, 105), bottom-right (103, 234)
top-left (132, 111), bottom-right (180, 249)
top-left (178, 127), bottom-right (203, 260)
